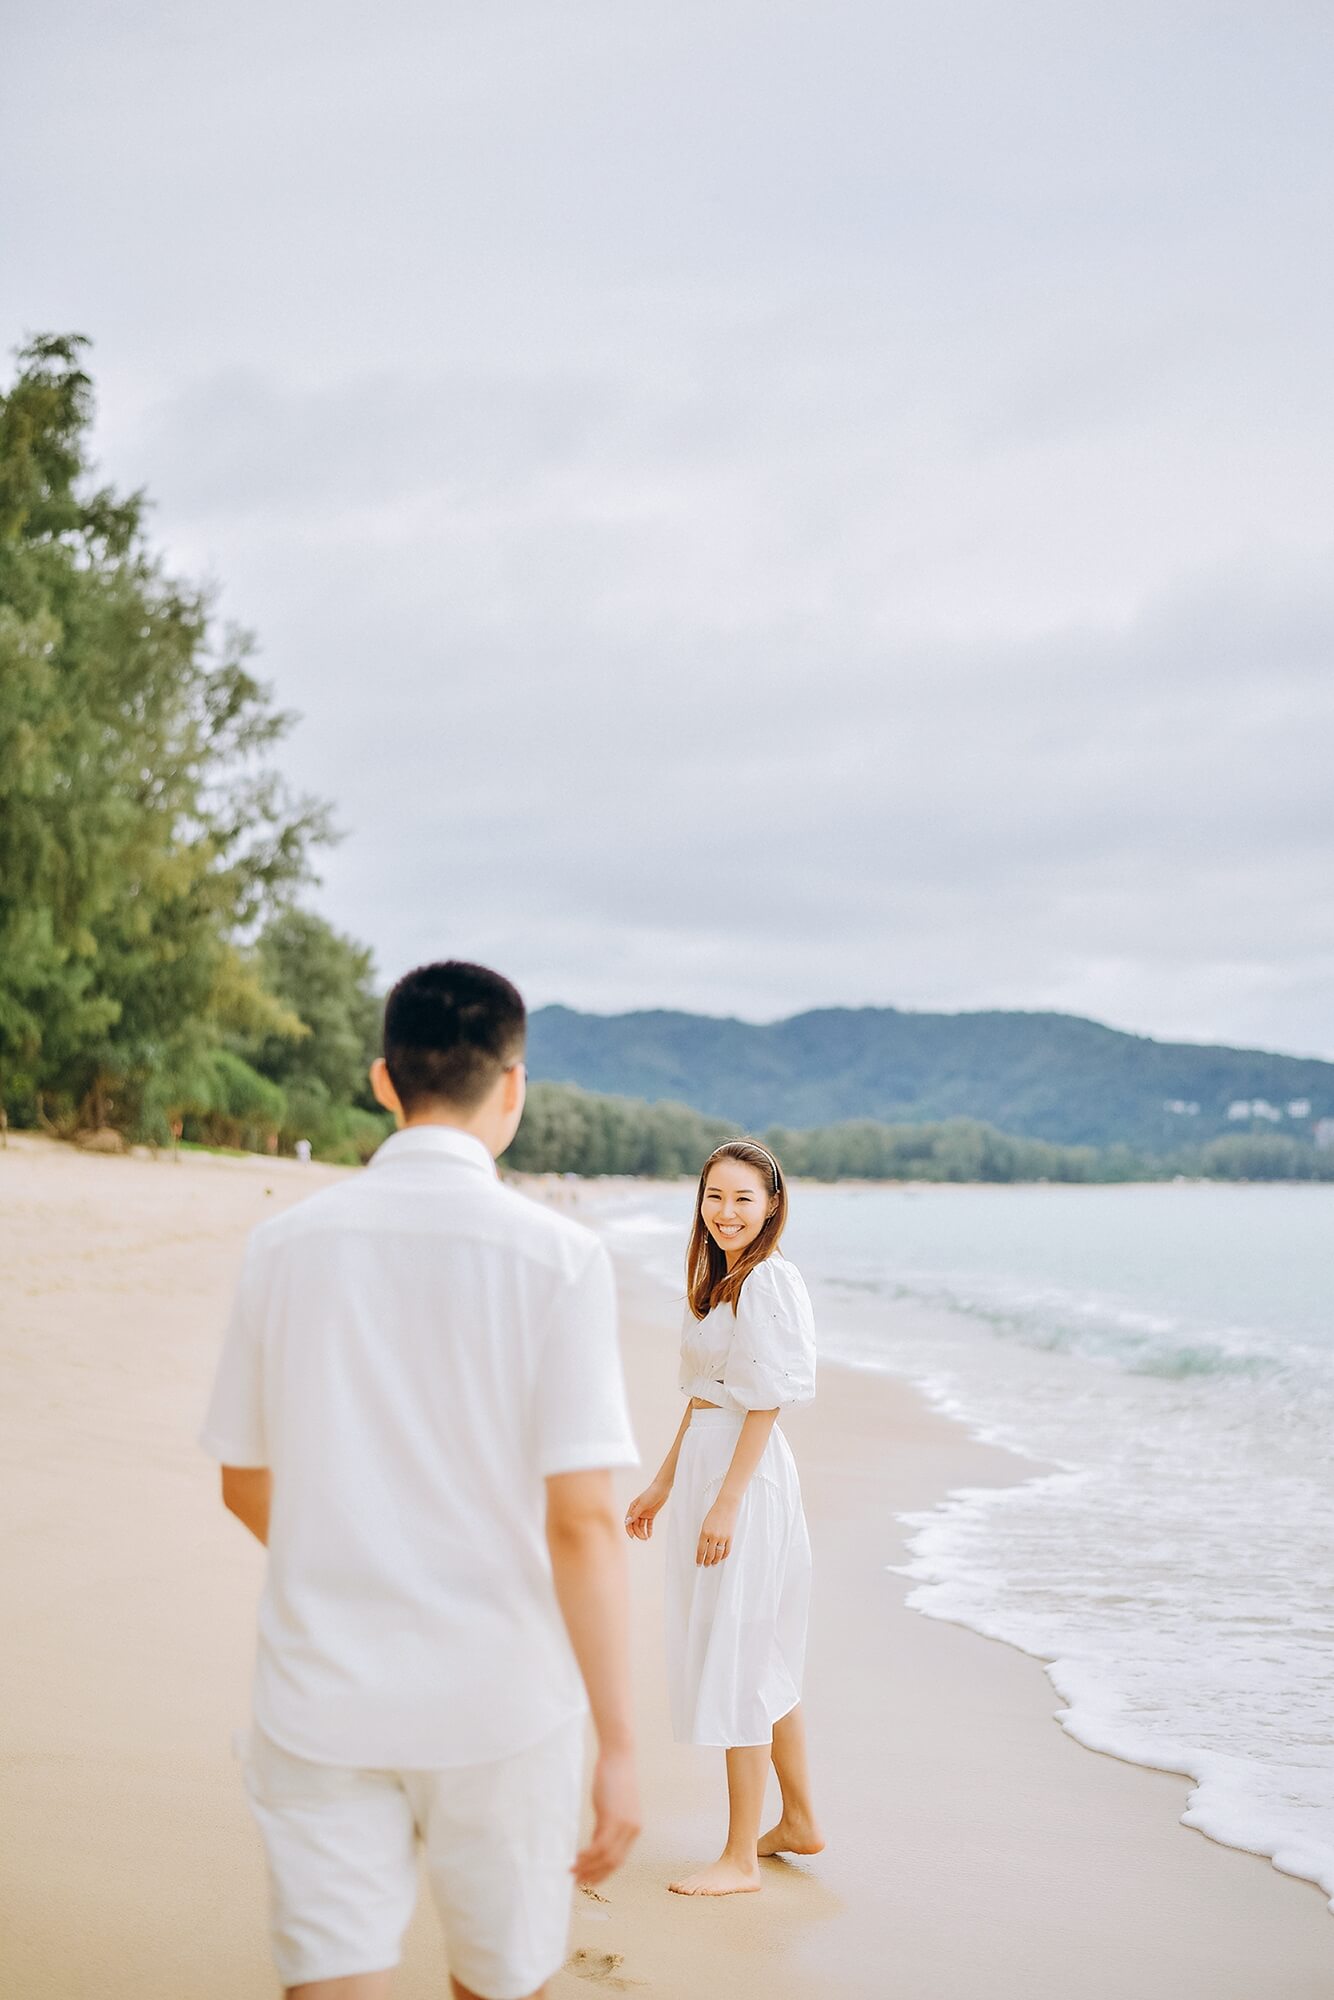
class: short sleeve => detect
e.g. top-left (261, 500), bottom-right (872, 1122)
top-left (199, 1240), bottom-right (269, 1466)
top-left (722, 1258), bottom-right (817, 1411)
top-left (534, 1239), bottom-right (639, 1478)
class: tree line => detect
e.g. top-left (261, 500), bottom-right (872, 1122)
top-left (0, 335), bottom-right (388, 1162)
top-left (4, 336), bottom-right (1331, 1184)
top-left (506, 1084), bottom-right (1334, 1183)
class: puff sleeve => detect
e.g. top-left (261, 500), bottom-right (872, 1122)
top-left (722, 1258), bottom-right (817, 1411)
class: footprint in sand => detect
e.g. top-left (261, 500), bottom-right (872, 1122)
top-left (565, 1946), bottom-right (643, 1989)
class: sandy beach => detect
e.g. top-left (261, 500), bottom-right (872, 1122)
top-left (3, 1135), bottom-right (1331, 1998)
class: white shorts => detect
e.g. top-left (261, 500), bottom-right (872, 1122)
top-left (240, 1714), bottom-right (585, 1998)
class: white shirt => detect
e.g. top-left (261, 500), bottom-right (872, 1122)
top-left (200, 1126), bottom-right (638, 1770)
top-left (678, 1255), bottom-right (817, 1413)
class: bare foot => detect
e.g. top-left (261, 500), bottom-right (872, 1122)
top-left (668, 1855), bottom-right (762, 1896)
top-left (757, 1817), bottom-right (825, 1857)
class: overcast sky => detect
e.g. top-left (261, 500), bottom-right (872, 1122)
top-left (6, 3), bottom-right (1334, 1055)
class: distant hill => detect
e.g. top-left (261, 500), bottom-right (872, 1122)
top-left (526, 1005), bottom-right (1334, 1155)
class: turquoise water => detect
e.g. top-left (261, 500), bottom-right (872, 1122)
top-left (590, 1180), bottom-right (1334, 1912)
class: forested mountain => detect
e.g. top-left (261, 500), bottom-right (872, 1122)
top-left (526, 1005), bottom-right (1334, 1156)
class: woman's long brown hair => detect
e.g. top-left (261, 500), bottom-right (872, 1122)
top-left (686, 1138), bottom-right (789, 1318)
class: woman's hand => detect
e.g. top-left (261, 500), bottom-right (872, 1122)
top-left (624, 1477), bottom-right (672, 1541)
top-left (696, 1492), bottom-right (740, 1567)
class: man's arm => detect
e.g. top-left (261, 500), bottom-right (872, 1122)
top-left (546, 1468), bottom-right (640, 1886)
top-left (220, 1466), bottom-right (271, 1546)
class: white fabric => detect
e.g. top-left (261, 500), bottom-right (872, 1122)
top-left (665, 1408), bottom-right (811, 1746)
top-left (240, 1713), bottom-right (584, 1998)
top-left (200, 1125), bottom-right (637, 1770)
top-left (678, 1253), bottom-right (817, 1413)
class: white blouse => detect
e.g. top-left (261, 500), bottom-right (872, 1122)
top-left (679, 1255), bottom-right (817, 1414)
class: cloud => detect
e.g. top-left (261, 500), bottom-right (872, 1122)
top-left (5, 1), bottom-right (1333, 1054)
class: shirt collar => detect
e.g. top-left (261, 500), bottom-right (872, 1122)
top-left (369, 1125), bottom-right (498, 1178)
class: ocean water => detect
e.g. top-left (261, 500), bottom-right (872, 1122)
top-left (586, 1179), bottom-right (1334, 1912)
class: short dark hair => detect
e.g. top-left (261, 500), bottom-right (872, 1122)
top-left (382, 961), bottom-right (526, 1113)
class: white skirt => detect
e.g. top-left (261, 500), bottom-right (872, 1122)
top-left (665, 1408), bottom-right (812, 1748)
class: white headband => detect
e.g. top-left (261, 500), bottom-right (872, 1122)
top-left (712, 1144), bottom-right (782, 1186)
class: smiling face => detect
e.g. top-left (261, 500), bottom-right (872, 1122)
top-left (700, 1156), bottom-right (775, 1265)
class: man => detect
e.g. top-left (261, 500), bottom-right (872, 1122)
top-left (200, 961), bottom-right (640, 2000)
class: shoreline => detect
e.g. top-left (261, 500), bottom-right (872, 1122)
top-left (520, 1167), bottom-right (1334, 1191)
top-left (563, 1169), bottom-right (1334, 1916)
top-left (586, 1252), bottom-right (1333, 1998)
top-left (8, 1133), bottom-right (1329, 1188)
top-left (2, 1136), bottom-right (1330, 1997)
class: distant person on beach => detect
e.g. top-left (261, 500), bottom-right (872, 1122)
top-left (200, 960), bottom-right (641, 2000)
top-left (294, 1137), bottom-right (312, 1164)
top-left (624, 1140), bottom-right (822, 1895)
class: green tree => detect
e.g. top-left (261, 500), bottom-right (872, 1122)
top-left (504, 1082), bottom-right (731, 1176)
top-left (190, 1049), bottom-right (287, 1151)
top-left (1189, 1133), bottom-right (1334, 1181)
top-left (0, 334), bottom-right (331, 1133)
top-left (244, 907), bottom-right (382, 1108)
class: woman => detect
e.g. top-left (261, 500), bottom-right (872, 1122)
top-left (624, 1138), bottom-right (823, 1896)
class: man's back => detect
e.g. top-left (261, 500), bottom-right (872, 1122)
top-left (202, 1126), bottom-right (637, 1769)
